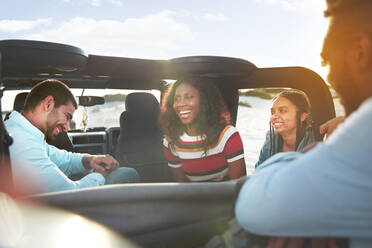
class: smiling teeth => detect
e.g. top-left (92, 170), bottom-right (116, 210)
top-left (180, 111), bottom-right (191, 114)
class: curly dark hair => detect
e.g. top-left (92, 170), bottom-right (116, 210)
top-left (159, 77), bottom-right (231, 153)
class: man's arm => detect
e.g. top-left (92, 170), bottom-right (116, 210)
top-left (48, 145), bottom-right (87, 176)
top-left (42, 148), bottom-right (122, 193)
top-left (12, 144), bottom-right (106, 194)
top-left (82, 154), bottom-right (119, 177)
top-left (37, 158), bottom-right (106, 193)
top-left (235, 99), bottom-right (372, 238)
top-left (48, 145), bottom-right (119, 177)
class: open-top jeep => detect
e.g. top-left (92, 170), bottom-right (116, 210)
top-left (0, 39), bottom-right (336, 247)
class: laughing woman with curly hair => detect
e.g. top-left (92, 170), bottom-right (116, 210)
top-left (159, 77), bottom-right (246, 182)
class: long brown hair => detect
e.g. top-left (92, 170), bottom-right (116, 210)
top-left (159, 77), bottom-right (231, 152)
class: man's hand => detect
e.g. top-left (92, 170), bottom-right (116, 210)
top-left (82, 154), bottom-right (119, 177)
top-left (320, 116), bottom-right (345, 140)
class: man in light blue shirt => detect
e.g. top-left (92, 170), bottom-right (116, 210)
top-left (6, 79), bottom-right (139, 194)
top-left (235, 0), bottom-right (372, 247)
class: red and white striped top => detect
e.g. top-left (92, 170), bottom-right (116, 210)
top-left (163, 125), bottom-right (244, 182)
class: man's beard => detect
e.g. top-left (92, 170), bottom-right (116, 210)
top-left (45, 108), bottom-right (59, 143)
top-left (337, 85), bottom-right (361, 116)
top-left (333, 63), bottom-right (361, 116)
top-left (45, 126), bottom-right (57, 143)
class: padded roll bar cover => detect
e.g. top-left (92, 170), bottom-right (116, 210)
top-left (0, 39), bottom-right (87, 76)
top-left (32, 181), bottom-right (241, 236)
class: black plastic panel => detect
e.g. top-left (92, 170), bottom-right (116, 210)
top-left (69, 132), bottom-right (107, 154)
top-left (0, 39), bottom-right (87, 76)
top-left (31, 179), bottom-right (246, 247)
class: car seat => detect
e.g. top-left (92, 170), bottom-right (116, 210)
top-left (115, 92), bottom-right (172, 182)
top-left (4, 92), bottom-right (28, 121)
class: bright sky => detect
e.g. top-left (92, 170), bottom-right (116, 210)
top-left (0, 0), bottom-right (330, 110)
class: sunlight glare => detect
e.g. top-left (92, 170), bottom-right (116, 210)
top-left (52, 215), bottom-right (113, 248)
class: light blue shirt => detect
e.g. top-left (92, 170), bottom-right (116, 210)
top-left (5, 111), bottom-right (105, 194)
top-left (235, 98), bottom-right (372, 248)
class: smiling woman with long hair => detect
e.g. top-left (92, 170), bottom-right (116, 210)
top-left (255, 89), bottom-right (315, 168)
top-left (159, 77), bottom-right (246, 182)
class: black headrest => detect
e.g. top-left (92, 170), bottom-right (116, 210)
top-left (125, 92), bottom-right (159, 115)
top-left (13, 92), bottom-right (28, 112)
top-left (119, 92), bottom-right (161, 140)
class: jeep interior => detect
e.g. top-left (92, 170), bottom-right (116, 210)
top-left (0, 39), bottom-right (337, 247)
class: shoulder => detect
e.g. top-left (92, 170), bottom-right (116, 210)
top-left (6, 111), bottom-right (39, 136)
top-left (263, 130), bottom-right (271, 140)
top-left (339, 98), bottom-right (372, 129)
top-left (326, 98), bottom-right (372, 144)
top-left (163, 135), bottom-right (171, 148)
top-left (260, 130), bottom-right (273, 148)
top-left (163, 134), bottom-right (180, 149)
top-left (163, 135), bottom-right (172, 142)
top-left (350, 98), bottom-right (372, 122)
top-left (305, 128), bottom-right (315, 142)
top-left (5, 112), bottom-right (18, 129)
top-left (313, 98), bottom-right (372, 162)
top-left (6, 113), bottom-right (45, 152)
top-left (298, 128), bottom-right (315, 148)
top-left (217, 125), bottom-right (244, 149)
top-left (218, 125), bottom-right (239, 139)
top-left (6, 118), bottom-right (34, 141)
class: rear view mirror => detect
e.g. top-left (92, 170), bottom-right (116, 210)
top-left (78, 96), bottom-right (105, 107)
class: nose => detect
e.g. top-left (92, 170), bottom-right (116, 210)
top-left (270, 112), bottom-right (278, 122)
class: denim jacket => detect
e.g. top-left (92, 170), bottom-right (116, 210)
top-left (255, 128), bottom-right (315, 168)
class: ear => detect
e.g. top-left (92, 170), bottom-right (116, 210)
top-left (42, 96), bottom-right (55, 113)
top-left (349, 33), bottom-right (372, 73)
top-left (300, 112), bottom-right (307, 123)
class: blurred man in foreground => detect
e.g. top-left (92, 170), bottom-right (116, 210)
top-left (236, 0), bottom-right (372, 247)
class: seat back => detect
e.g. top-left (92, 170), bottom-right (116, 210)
top-left (115, 92), bottom-right (172, 182)
top-left (4, 92), bottom-right (29, 121)
top-left (13, 92), bottom-right (29, 112)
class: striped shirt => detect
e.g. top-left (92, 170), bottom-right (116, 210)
top-left (163, 125), bottom-right (244, 182)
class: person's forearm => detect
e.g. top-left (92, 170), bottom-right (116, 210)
top-left (228, 159), bottom-right (246, 179)
top-left (172, 168), bottom-right (189, 182)
top-left (236, 152), bottom-right (315, 235)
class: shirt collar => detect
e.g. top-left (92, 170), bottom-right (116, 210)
top-left (180, 132), bottom-right (206, 142)
top-left (9, 111), bottom-right (45, 140)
